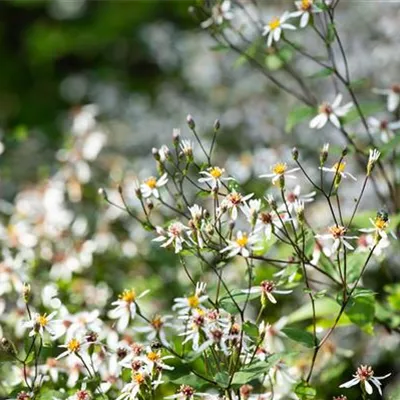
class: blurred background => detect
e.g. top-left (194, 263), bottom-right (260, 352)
top-left (0, 1), bottom-right (400, 399)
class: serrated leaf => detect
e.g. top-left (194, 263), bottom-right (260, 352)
top-left (282, 327), bottom-right (318, 348)
top-left (232, 355), bottom-right (280, 385)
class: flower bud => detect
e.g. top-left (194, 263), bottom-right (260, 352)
top-left (98, 187), bottom-right (107, 199)
top-left (152, 147), bottom-right (160, 161)
top-left (320, 143), bottom-right (329, 165)
top-left (214, 119), bottom-right (220, 131)
top-left (291, 147), bottom-right (299, 161)
top-left (186, 114), bottom-right (195, 129)
top-left (146, 199), bottom-right (154, 210)
top-left (172, 128), bottom-right (181, 146)
top-left (1, 337), bottom-right (16, 356)
top-left (341, 146), bottom-right (348, 156)
top-left (22, 282), bottom-right (31, 303)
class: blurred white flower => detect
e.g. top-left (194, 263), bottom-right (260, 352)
top-left (373, 85), bottom-right (400, 112)
top-left (263, 12), bottom-right (296, 47)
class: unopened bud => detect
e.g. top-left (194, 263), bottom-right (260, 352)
top-left (172, 128), bottom-right (181, 146)
top-left (186, 114), bottom-right (195, 129)
top-left (152, 147), bottom-right (160, 161)
top-left (98, 187), bottom-right (107, 199)
top-left (214, 119), bottom-right (220, 131)
top-left (341, 146), bottom-right (348, 156)
top-left (22, 283), bottom-right (31, 303)
top-left (292, 147), bottom-right (299, 161)
top-left (228, 220), bottom-right (235, 231)
top-left (320, 143), bottom-right (329, 165)
top-left (146, 199), bottom-right (154, 210)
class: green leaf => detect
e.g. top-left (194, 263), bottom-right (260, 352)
top-left (285, 106), bottom-right (315, 133)
top-left (219, 290), bottom-right (260, 314)
top-left (343, 289), bottom-right (376, 332)
top-left (380, 134), bottom-right (400, 159)
top-left (287, 297), bottom-right (341, 324)
top-left (215, 371), bottom-right (230, 388)
top-left (326, 23), bottom-right (336, 44)
top-left (345, 252), bottom-right (367, 283)
top-left (232, 355), bottom-right (281, 385)
top-left (307, 67), bottom-right (334, 79)
top-left (295, 381), bottom-right (317, 399)
top-left (243, 321), bottom-right (259, 340)
top-left (171, 373), bottom-right (208, 389)
top-left (282, 327), bottom-right (318, 348)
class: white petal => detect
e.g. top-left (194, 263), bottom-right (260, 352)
top-left (364, 380), bottom-right (373, 395)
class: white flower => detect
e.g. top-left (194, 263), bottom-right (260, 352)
top-left (24, 311), bottom-right (61, 338)
top-left (359, 214), bottom-right (389, 241)
top-left (320, 161), bottom-right (357, 181)
top-left (180, 140), bottom-right (194, 158)
top-left (291, 0), bottom-right (322, 28)
top-left (242, 280), bottom-right (292, 304)
top-left (140, 173), bottom-right (168, 198)
top-left (220, 230), bottom-right (259, 258)
top-left (260, 163), bottom-right (299, 186)
top-left (219, 191), bottom-right (254, 220)
top-left (373, 84), bottom-right (400, 112)
top-left (108, 288), bottom-right (149, 332)
top-left (198, 166), bottom-right (231, 189)
top-left (242, 199), bottom-right (262, 226)
top-left (339, 365), bottom-right (390, 396)
top-left (173, 282), bottom-right (208, 315)
top-left (153, 222), bottom-right (190, 253)
top-left (315, 225), bottom-right (358, 252)
top-left (134, 315), bottom-right (173, 347)
top-left (309, 94), bottom-right (353, 129)
top-left (201, 1), bottom-right (234, 28)
top-left (165, 384), bottom-right (207, 399)
top-left (256, 210), bottom-right (289, 241)
top-left (263, 12), bottom-right (296, 47)
top-left (116, 371), bottom-right (149, 400)
top-left (278, 185), bottom-right (316, 213)
top-left (56, 337), bottom-right (86, 360)
top-left (368, 117), bottom-right (400, 143)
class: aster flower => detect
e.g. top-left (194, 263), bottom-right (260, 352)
top-left (242, 280), bottom-right (292, 305)
top-left (320, 161), bottom-right (357, 181)
top-left (138, 347), bottom-right (174, 372)
top-left (366, 149), bottom-right (381, 176)
top-left (108, 288), bottom-right (150, 332)
top-left (140, 173), bottom-right (168, 198)
top-left (260, 163), bottom-right (300, 186)
top-left (201, 1), bottom-right (234, 29)
top-left (134, 314), bottom-right (173, 347)
top-left (220, 230), bottom-right (260, 258)
top-left (309, 94), bottom-right (353, 129)
top-left (198, 166), bottom-right (231, 189)
top-left (24, 311), bottom-right (61, 338)
top-left (180, 139), bottom-right (194, 160)
top-left (165, 385), bottom-right (207, 399)
top-left (116, 371), bottom-right (149, 400)
top-left (315, 225), bottom-right (358, 252)
top-left (256, 210), bottom-right (289, 241)
top-left (178, 309), bottom-right (207, 351)
top-left (242, 199), bottom-right (262, 226)
top-left (56, 337), bottom-right (86, 360)
top-left (373, 84), bottom-right (400, 112)
top-left (153, 222), bottom-right (190, 253)
top-left (339, 365), bottom-right (390, 395)
top-left (291, 0), bottom-right (322, 28)
top-left (367, 117), bottom-right (400, 143)
top-left (219, 191), bottom-right (254, 220)
top-left (278, 185), bottom-right (316, 213)
top-left (262, 12), bottom-right (297, 47)
top-left (173, 282), bottom-right (208, 315)
top-left (359, 213), bottom-right (389, 241)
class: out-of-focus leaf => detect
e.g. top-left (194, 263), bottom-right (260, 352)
top-left (307, 67), bottom-right (334, 79)
top-left (287, 297), bottom-right (341, 324)
top-left (285, 106), bottom-right (315, 133)
top-left (282, 327), bottom-right (318, 348)
top-left (341, 102), bottom-right (382, 125)
top-left (232, 355), bottom-right (280, 385)
top-left (343, 289), bottom-right (375, 333)
top-left (295, 381), bottom-right (317, 399)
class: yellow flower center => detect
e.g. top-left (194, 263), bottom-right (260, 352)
top-left (36, 314), bottom-right (49, 327)
top-left (147, 351), bottom-right (160, 362)
top-left (145, 177), bottom-right (157, 189)
top-left (374, 217), bottom-right (387, 231)
top-left (236, 234), bottom-right (249, 248)
top-left (301, 0), bottom-right (312, 10)
top-left (332, 162), bottom-right (346, 173)
top-left (120, 289), bottom-right (136, 303)
top-left (269, 17), bottom-right (281, 30)
top-left (151, 315), bottom-right (163, 330)
top-left (67, 338), bottom-right (81, 353)
top-left (133, 372), bottom-right (145, 385)
top-left (188, 295), bottom-right (200, 308)
top-left (328, 225), bottom-right (346, 238)
top-left (272, 162), bottom-right (287, 175)
top-left (210, 167), bottom-right (223, 179)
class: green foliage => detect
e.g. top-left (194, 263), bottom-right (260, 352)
top-left (282, 327), bottom-right (318, 348)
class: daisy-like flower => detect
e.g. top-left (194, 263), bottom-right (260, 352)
top-left (180, 139), bottom-right (194, 160)
top-left (219, 191), bottom-right (254, 220)
top-left (242, 199), bottom-right (262, 227)
top-left (366, 148), bottom-right (381, 176)
top-left (108, 288), bottom-right (149, 332)
top-left (278, 185), bottom-right (316, 213)
top-left (320, 161), bottom-right (357, 182)
top-left (24, 311), bottom-right (61, 338)
top-left (56, 337), bottom-right (85, 360)
top-left (373, 84), bottom-right (400, 112)
top-left (291, 0), bottom-right (322, 28)
top-left (165, 384), bottom-right (206, 399)
top-left (198, 166), bottom-right (231, 189)
top-left (220, 230), bottom-right (259, 258)
top-left (356, 233), bottom-right (390, 257)
top-left (201, 1), bottom-right (234, 29)
top-left (339, 365), bottom-right (390, 395)
top-left (116, 371), bottom-right (149, 400)
top-left (316, 225), bottom-right (358, 252)
top-left (256, 210), bottom-right (289, 240)
top-left (242, 280), bottom-right (292, 305)
top-left (179, 308), bottom-right (207, 351)
top-left (134, 314), bottom-right (173, 347)
top-left (260, 162), bottom-right (299, 187)
top-left (262, 12), bottom-right (296, 47)
top-left (309, 94), bottom-right (353, 129)
top-left (140, 173), bottom-right (168, 198)
top-left (173, 282), bottom-right (208, 315)
top-left (359, 212), bottom-right (389, 241)
top-left (153, 222), bottom-right (190, 254)
top-left (367, 117), bottom-right (400, 143)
